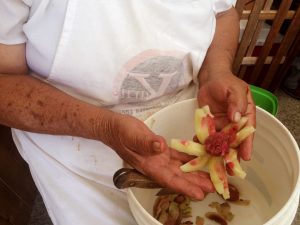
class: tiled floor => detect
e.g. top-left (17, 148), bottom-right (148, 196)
top-left (28, 89), bottom-right (300, 225)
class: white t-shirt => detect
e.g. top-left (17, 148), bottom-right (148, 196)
top-left (0, 1), bottom-right (235, 225)
top-left (0, 0), bottom-right (234, 80)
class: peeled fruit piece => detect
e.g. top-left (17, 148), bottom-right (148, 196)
top-left (221, 116), bottom-right (248, 144)
top-left (208, 156), bottom-right (230, 199)
top-left (222, 117), bottom-right (248, 134)
top-left (224, 149), bottom-right (246, 179)
top-left (170, 139), bottom-right (206, 157)
top-left (180, 155), bottom-right (210, 172)
top-left (230, 126), bottom-right (256, 148)
top-left (195, 106), bottom-right (216, 144)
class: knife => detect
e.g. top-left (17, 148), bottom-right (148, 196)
top-left (113, 168), bottom-right (178, 196)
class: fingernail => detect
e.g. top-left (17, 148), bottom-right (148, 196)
top-left (233, 112), bottom-right (241, 122)
top-left (153, 141), bottom-right (161, 152)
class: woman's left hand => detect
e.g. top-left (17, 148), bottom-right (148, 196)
top-left (100, 112), bottom-right (215, 200)
top-left (197, 71), bottom-right (256, 161)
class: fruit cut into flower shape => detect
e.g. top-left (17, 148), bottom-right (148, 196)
top-left (170, 105), bottom-right (255, 200)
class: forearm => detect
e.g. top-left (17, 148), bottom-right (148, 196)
top-left (0, 74), bottom-right (115, 141)
top-left (198, 7), bottom-right (240, 84)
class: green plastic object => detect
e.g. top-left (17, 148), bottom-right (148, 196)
top-left (250, 85), bottom-right (278, 116)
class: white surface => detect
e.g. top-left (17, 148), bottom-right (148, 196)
top-left (0, 0), bottom-right (233, 79)
top-left (128, 99), bottom-right (300, 225)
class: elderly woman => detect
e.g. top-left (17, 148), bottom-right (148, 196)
top-left (0, 0), bottom-right (255, 224)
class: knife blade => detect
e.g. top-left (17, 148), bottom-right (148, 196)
top-left (113, 168), bottom-right (178, 196)
top-left (113, 168), bottom-right (161, 189)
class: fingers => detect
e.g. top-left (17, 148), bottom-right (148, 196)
top-left (246, 86), bottom-right (256, 128)
top-left (226, 84), bottom-right (256, 161)
top-left (226, 85), bottom-right (248, 123)
top-left (238, 135), bottom-right (253, 161)
top-left (169, 148), bottom-right (195, 163)
top-left (130, 133), bottom-right (168, 157)
top-left (167, 175), bottom-right (206, 200)
top-left (168, 171), bottom-right (214, 200)
top-left (144, 159), bottom-right (214, 200)
top-left (158, 172), bottom-right (209, 200)
top-left (151, 135), bottom-right (167, 153)
top-left (213, 113), bottom-right (230, 131)
top-left (147, 161), bottom-right (215, 200)
top-left (182, 171), bottom-right (215, 193)
top-left (238, 89), bottom-right (256, 161)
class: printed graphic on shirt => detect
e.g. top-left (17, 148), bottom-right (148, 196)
top-left (113, 50), bottom-right (192, 105)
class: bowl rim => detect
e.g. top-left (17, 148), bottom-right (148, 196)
top-left (127, 98), bottom-right (300, 225)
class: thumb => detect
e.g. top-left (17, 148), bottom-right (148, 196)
top-left (132, 133), bottom-right (167, 156)
top-left (227, 88), bottom-right (247, 123)
top-left (150, 135), bottom-right (167, 154)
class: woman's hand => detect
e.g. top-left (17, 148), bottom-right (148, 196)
top-left (196, 8), bottom-right (256, 160)
top-left (197, 72), bottom-right (256, 161)
top-left (100, 113), bottom-right (214, 200)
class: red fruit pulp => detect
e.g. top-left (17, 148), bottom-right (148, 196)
top-left (180, 140), bottom-right (189, 146)
top-left (224, 126), bottom-right (238, 143)
top-left (226, 162), bottom-right (235, 176)
top-left (205, 132), bottom-right (230, 156)
top-left (189, 158), bottom-right (199, 166)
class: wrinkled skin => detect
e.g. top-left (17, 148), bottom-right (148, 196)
top-left (101, 113), bottom-right (215, 200)
top-left (197, 72), bottom-right (256, 161)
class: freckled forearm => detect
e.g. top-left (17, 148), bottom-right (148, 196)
top-left (0, 74), bottom-right (114, 141)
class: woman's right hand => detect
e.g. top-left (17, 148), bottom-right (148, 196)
top-left (98, 112), bottom-right (215, 200)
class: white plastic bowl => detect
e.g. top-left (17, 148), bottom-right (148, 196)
top-left (127, 99), bottom-right (300, 225)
